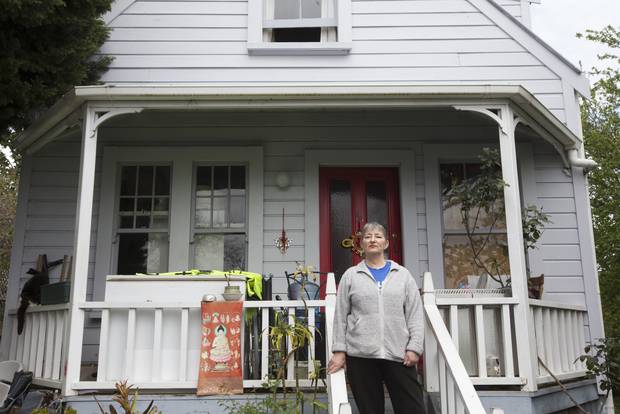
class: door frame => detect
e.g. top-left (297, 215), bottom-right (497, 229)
top-left (304, 149), bottom-right (419, 278)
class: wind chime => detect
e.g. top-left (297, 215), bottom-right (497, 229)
top-left (274, 208), bottom-right (291, 254)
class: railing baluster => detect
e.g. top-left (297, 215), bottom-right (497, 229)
top-left (438, 352), bottom-right (447, 414)
top-left (456, 393), bottom-right (465, 414)
top-left (474, 305), bottom-right (486, 378)
top-left (124, 308), bottom-right (136, 380)
top-left (9, 317), bottom-right (18, 360)
top-left (447, 369), bottom-right (456, 414)
top-left (307, 306), bottom-right (316, 380)
top-left (52, 311), bottom-right (64, 380)
top-left (22, 313), bottom-right (32, 369)
top-left (261, 307), bottom-right (269, 380)
top-left (179, 308), bottom-right (189, 381)
top-left (43, 312), bottom-right (55, 380)
top-left (501, 304), bottom-right (515, 378)
top-left (28, 313), bottom-right (40, 371)
top-left (559, 311), bottom-right (570, 373)
top-left (449, 305), bottom-right (459, 349)
top-left (152, 308), bottom-right (163, 382)
top-left (287, 307), bottom-right (295, 381)
top-left (550, 310), bottom-right (561, 373)
top-left (533, 306), bottom-right (544, 376)
top-left (576, 312), bottom-right (586, 371)
top-left (566, 311), bottom-right (577, 371)
top-left (542, 308), bottom-right (553, 374)
top-left (35, 312), bottom-right (47, 378)
top-left (97, 309), bottom-right (110, 381)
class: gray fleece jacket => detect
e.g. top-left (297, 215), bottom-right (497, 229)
top-left (332, 260), bottom-right (424, 361)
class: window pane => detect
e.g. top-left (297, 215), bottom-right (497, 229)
top-left (196, 166), bottom-right (212, 195)
top-left (152, 215), bottom-right (168, 229)
top-left (274, 0), bottom-right (299, 19)
top-left (119, 198), bottom-right (134, 213)
top-left (366, 181), bottom-right (388, 230)
top-left (120, 166), bottom-right (137, 196)
top-left (194, 234), bottom-right (246, 270)
top-left (195, 197), bottom-right (212, 228)
top-left (230, 166), bottom-right (246, 195)
top-left (136, 215), bottom-right (150, 228)
top-left (136, 198), bottom-right (152, 213)
top-left (214, 166), bottom-right (228, 196)
top-left (154, 197), bottom-right (169, 212)
top-left (302, 0), bottom-right (321, 18)
top-left (213, 197), bottom-right (228, 228)
top-left (330, 180), bottom-right (352, 280)
top-left (442, 234), bottom-right (510, 289)
top-left (120, 216), bottom-right (134, 229)
top-left (118, 233), bottom-right (168, 274)
top-left (155, 166), bottom-right (171, 196)
top-left (137, 166), bottom-right (154, 196)
top-left (230, 197), bottom-right (246, 228)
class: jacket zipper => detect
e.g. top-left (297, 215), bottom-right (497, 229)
top-left (361, 264), bottom-right (398, 359)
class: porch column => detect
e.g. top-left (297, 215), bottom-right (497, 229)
top-left (63, 104), bottom-right (98, 396)
top-left (497, 105), bottom-right (538, 391)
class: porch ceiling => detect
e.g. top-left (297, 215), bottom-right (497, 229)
top-left (16, 83), bottom-right (581, 153)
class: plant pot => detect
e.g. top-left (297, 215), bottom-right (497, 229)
top-left (222, 285), bottom-right (243, 301)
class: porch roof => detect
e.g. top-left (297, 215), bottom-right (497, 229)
top-left (16, 83), bottom-right (582, 153)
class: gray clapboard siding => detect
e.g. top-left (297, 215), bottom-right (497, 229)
top-left (98, 0), bottom-right (567, 122)
top-left (533, 142), bottom-right (586, 308)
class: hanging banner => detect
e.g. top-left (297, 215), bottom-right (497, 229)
top-left (197, 300), bottom-right (244, 395)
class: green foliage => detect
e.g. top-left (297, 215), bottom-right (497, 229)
top-left (580, 26), bottom-right (620, 344)
top-left (0, 0), bottom-right (114, 140)
top-left (578, 338), bottom-right (620, 395)
top-left (443, 148), bottom-right (549, 287)
top-left (94, 381), bottom-right (161, 414)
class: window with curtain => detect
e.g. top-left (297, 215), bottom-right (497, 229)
top-left (192, 165), bottom-right (248, 270)
top-left (116, 165), bottom-right (171, 274)
top-left (440, 163), bottom-right (510, 289)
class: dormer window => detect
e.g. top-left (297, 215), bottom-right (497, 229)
top-left (247, 0), bottom-right (352, 55)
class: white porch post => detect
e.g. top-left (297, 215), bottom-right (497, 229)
top-left (497, 105), bottom-right (538, 391)
top-left (62, 104), bottom-right (98, 396)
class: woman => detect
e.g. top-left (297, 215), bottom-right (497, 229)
top-left (327, 222), bottom-right (424, 414)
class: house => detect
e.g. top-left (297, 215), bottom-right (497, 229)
top-left (0, 0), bottom-right (610, 412)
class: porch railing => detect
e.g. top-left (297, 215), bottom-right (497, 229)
top-left (529, 299), bottom-right (588, 385)
top-left (423, 273), bottom-right (488, 414)
top-left (6, 304), bottom-right (70, 389)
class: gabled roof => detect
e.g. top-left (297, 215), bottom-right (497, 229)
top-left (467, 0), bottom-right (590, 97)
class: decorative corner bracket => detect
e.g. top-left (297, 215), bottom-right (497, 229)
top-left (453, 105), bottom-right (510, 134)
top-left (87, 107), bottom-right (144, 138)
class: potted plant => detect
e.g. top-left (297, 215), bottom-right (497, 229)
top-left (442, 148), bottom-right (549, 293)
top-left (222, 273), bottom-right (243, 301)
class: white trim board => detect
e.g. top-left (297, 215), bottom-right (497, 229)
top-left (93, 147), bottom-right (263, 300)
top-left (423, 143), bottom-right (537, 288)
top-left (304, 149), bottom-right (419, 279)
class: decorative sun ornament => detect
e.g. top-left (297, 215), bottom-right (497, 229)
top-left (274, 208), bottom-right (291, 254)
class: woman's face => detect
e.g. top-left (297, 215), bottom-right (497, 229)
top-left (361, 228), bottom-right (389, 256)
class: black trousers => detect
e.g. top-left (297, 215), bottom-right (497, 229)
top-left (346, 356), bottom-right (424, 414)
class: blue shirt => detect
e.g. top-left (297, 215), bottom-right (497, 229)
top-left (367, 262), bottom-right (391, 288)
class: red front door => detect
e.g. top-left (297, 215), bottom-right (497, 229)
top-left (319, 167), bottom-right (402, 282)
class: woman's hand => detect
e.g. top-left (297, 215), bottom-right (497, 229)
top-left (403, 351), bottom-right (419, 367)
top-left (327, 352), bottom-right (346, 374)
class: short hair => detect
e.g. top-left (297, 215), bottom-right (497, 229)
top-left (360, 222), bottom-right (387, 238)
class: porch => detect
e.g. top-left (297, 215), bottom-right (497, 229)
top-left (1, 85), bottom-right (603, 412)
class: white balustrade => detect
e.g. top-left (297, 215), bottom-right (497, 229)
top-left (7, 304), bottom-right (70, 388)
top-left (529, 299), bottom-right (588, 384)
top-left (423, 273), bottom-right (487, 414)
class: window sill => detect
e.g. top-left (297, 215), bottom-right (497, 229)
top-left (247, 42), bottom-right (352, 56)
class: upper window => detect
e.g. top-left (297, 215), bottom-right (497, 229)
top-left (247, 0), bottom-right (351, 54)
top-left (440, 163), bottom-right (510, 289)
top-left (192, 165), bottom-right (248, 270)
top-left (116, 165), bottom-right (171, 274)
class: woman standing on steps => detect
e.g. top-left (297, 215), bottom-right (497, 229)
top-left (327, 222), bottom-right (425, 414)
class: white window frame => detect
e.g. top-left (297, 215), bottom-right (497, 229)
top-left (93, 147), bottom-right (263, 300)
top-left (247, 0), bottom-right (352, 55)
top-left (424, 143), bottom-right (540, 289)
